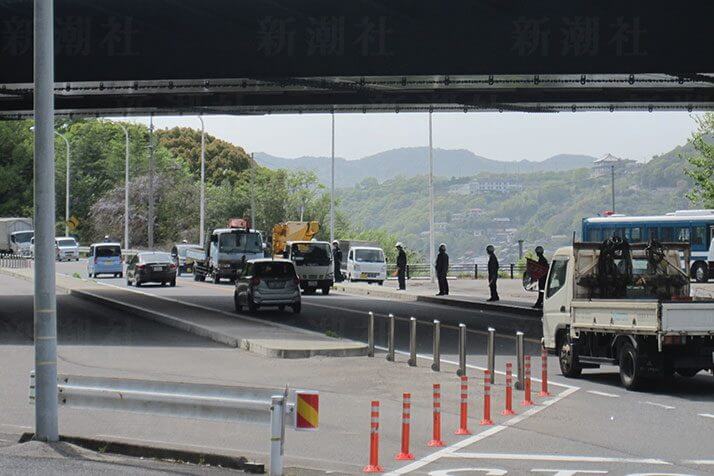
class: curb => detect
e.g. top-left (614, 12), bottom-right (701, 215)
top-left (18, 432), bottom-right (263, 473)
top-left (332, 284), bottom-right (418, 302)
top-left (416, 295), bottom-right (542, 318)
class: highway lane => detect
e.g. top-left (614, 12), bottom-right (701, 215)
top-left (49, 259), bottom-right (714, 474)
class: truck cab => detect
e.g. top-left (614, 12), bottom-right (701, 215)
top-left (283, 240), bottom-right (333, 294)
top-left (345, 246), bottom-right (387, 285)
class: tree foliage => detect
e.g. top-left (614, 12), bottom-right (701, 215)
top-left (685, 113), bottom-right (714, 207)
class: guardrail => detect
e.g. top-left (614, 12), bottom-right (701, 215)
top-left (29, 372), bottom-right (318, 476)
top-left (0, 254), bottom-right (32, 268)
top-left (385, 263), bottom-right (526, 279)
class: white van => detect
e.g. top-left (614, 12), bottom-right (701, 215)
top-left (346, 246), bottom-right (386, 285)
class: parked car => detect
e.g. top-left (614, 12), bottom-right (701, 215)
top-left (55, 236), bottom-right (79, 261)
top-left (170, 242), bottom-right (200, 276)
top-left (87, 242), bottom-right (123, 278)
top-left (126, 251), bottom-right (177, 287)
top-left (234, 259), bottom-right (301, 314)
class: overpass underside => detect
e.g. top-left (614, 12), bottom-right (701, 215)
top-left (1, 0), bottom-right (713, 117)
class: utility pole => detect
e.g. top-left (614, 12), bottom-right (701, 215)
top-left (250, 153), bottom-right (256, 227)
top-left (428, 111), bottom-right (435, 284)
top-left (198, 116), bottom-right (206, 246)
top-left (118, 124), bottom-right (130, 250)
top-left (33, 0), bottom-right (59, 442)
top-left (330, 111), bottom-right (335, 243)
top-left (611, 165), bottom-right (616, 213)
top-left (56, 133), bottom-right (70, 237)
top-left (148, 116), bottom-right (155, 249)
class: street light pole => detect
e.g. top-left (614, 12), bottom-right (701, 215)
top-left (148, 116), bottom-right (155, 249)
top-left (610, 165), bottom-right (616, 213)
top-left (117, 124), bottom-right (130, 250)
top-left (250, 153), bottom-right (256, 227)
top-left (56, 132), bottom-right (70, 237)
top-left (198, 116), bottom-right (206, 246)
top-left (33, 0), bottom-right (59, 442)
top-left (428, 111), bottom-right (435, 284)
top-left (330, 111), bottom-right (335, 243)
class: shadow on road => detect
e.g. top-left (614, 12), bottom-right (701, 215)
top-left (579, 369), bottom-right (714, 401)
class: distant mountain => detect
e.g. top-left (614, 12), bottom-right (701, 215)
top-left (254, 148), bottom-right (596, 187)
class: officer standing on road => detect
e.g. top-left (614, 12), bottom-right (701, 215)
top-left (533, 245), bottom-right (548, 308)
top-left (486, 244), bottom-right (500, 302)
top-left (332, 240), bottom-right (343, 283)
top-left (396, 242), bottom-right (407, 291)
top-left (435, 243), bottom-right (449, 296)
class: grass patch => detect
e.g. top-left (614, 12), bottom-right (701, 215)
top-left (72, 272), bottom-right (82, 279)
top-left (325, 330), bottom-right (340, 338)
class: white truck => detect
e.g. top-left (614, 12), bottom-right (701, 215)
top-left (282, 240), bottom-right (334, 294)
top-left (0, 218), bottom-right (33, 255)
top-left (541, 239), bottom-right (714, 390)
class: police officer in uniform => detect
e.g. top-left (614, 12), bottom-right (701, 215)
top-left (486, 245), bottom-right (499, 302)
top-left (435, 243), bottom-right (449, 295)
top-left (533, 246), bottom-right (548, 308)
top-left (396, 242), bottom-right (407, 290)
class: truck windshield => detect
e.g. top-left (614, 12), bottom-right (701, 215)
top-left (219, 232), bottom-right (262, 254)
top-left (291, 243), bottom-right (331, 265)
top-left (355, 249), bottom-right (385, 263)
top-left (12, 231), bottom-right (33, 243)
top-left (57, 238), bottom-right (77, 247)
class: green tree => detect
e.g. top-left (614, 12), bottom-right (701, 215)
top-left (685, 113), bottom-right (714, 207)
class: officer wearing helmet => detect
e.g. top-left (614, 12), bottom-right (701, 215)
top-left (435, 243), bottom-right (449, 295)
top-left (332, 240), bottom-right (343, 282)
top-left (533, 245), bottom-right (548, 308)
top-left (396, 242), bottom-right (407, 290)
top-left (486, 244), bottom-right (499, 302)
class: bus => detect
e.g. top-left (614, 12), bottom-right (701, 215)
top-left (582, 210), bottom-right (714, 282)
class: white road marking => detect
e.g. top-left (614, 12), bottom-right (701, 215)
top-left (682, 459), bottom-right (714, 465)
top-left (586, 390), bottom-right (620, 398)
top-left (532, 471), bottom-right (608, 476)
top-left (698, 413), bottom-right (714, 419)
top-left (383, 386), bottom-right (580, 475)
top-left (429, 469), bottom-right (507, 476)
top-left (443, 452), bottom-right (670, 465)
top-left (640, 401), bottom-right (675, 410)
top-left (0, 424), bottom-right (31, 431)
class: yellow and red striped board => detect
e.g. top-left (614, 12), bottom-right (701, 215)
top-left (296, 391), bottom-right (319, 431)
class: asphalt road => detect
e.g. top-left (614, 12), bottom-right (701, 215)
top-left (1, 261), bottom-right (713, 475)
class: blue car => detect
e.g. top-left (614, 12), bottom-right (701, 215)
top-left (87, 242), bottom-right (123, 278)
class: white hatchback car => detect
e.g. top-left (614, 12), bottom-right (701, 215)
top-left (55, 237), bottom-right (79, 261)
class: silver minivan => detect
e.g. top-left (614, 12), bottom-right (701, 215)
top-left (234, 259), bottom-right (301, 314)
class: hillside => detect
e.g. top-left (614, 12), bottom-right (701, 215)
top-left (255, 148), bottom-right (596, 187)
top-left (337, 144), bottom-right (698, 265)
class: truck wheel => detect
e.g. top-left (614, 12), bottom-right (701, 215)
top-left (248, 296), bottom-right (258, 313)
top-left (234, 292), bottom-right (242, 313)
top-left (619, 342), bottom-right (644, 390)
top-left (193, 272), bottom-right (199, 281)
top-left (292, 302), bottom-right (301, 314)
top-left (278, 305), bottom-right (286, 312)
top-left (692, 262), bottom-right (709, 283)
top-left (559, 337), bottom-right (582, 378)
top-left (377, 281), bottom-right (384, 286)
top-left (321, 286), bottom-right (330, 295)
top-left (675, 368), bottom-right (700, 378)
top-left (213, 274), bottom-right (220, 284)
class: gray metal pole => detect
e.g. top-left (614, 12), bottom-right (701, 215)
top-left (516, 331), bottom-right (525, 390)
top-left (408, 317), bottom-right (417, 367)
top-left (457, 323), bottom-right (466, 376)
top-left (330, 111), bottom-right (335, 243)
top-left (428, 111), bottom-right (435, 283)
top-left (610, 165), bottom-right (615, 213)
top-left (367, 312), bottom-right (374, 357)
top-left (33, 0), bottom-right (59, 442)
top-left (431, 319), bottom-right (441, 371)
top-left (269, 395), bottom-right (285, 476)
top-left (386, 313), bottom-right (395, 362)
top-left (487, 327), bottom-right (496, 384)
top-left (118, 124), bottom-right (130, 250)
top-left (56, 133), bottom-right (70, 237)
top-left (250, 153), bottom-right (256, 227)
top-left (199, 116), bottom-right (206, 247)
top-left (148, 116), bottom-right (155, 249)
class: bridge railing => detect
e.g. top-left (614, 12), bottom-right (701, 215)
top-left (385, 263), bottom-right (526, 280)
top-left (0, 254), bottom-right (32, 269)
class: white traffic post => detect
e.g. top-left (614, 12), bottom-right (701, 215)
top-left (33, 0), bottom-right (59, 441)
top-left (270, 395), bottom-right (285, 476)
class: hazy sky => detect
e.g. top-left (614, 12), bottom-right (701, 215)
top-left (122, 111), bottom-right (699, 163)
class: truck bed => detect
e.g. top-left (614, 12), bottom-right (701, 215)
top-left (572, 299), bottom-right (714, 335)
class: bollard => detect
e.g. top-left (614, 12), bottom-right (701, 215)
top-left (363, 401), bottom-right (384, 472)
top-left (431, 320), bottom-right (441, 372)
top-left (427, 384), bottom-right (444, 447)
top-left (456, 323), bottom-right (466, 377)
top-left (396, 393), bottom-right (414, 460)
top-left (487, 327), bottom-right (496, 384)
top-left (480, 370), bottom-right (493, 426)
top-left (474, 263), bottom-right (478, 279)
top-left (269, 396), bottom-right (285, 476)
top-left (455, 376), bottom-right (471, 435)
top-left (502, 362), bottom-right (516, 416)
top-left (522, 355), bottom-right (533, 406)
top-left (367, 312), bottom-right (375, 358)
top-left (515, 331), bottom-right (525, 390)
top-left (386, 314), bottom-right (395, 362)
top-left (539, 347), bottom-right (551, 397)
top-left (510, 263), bottom-right (514, 279)
top-left (408, 317), bottom-right (417, 367)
